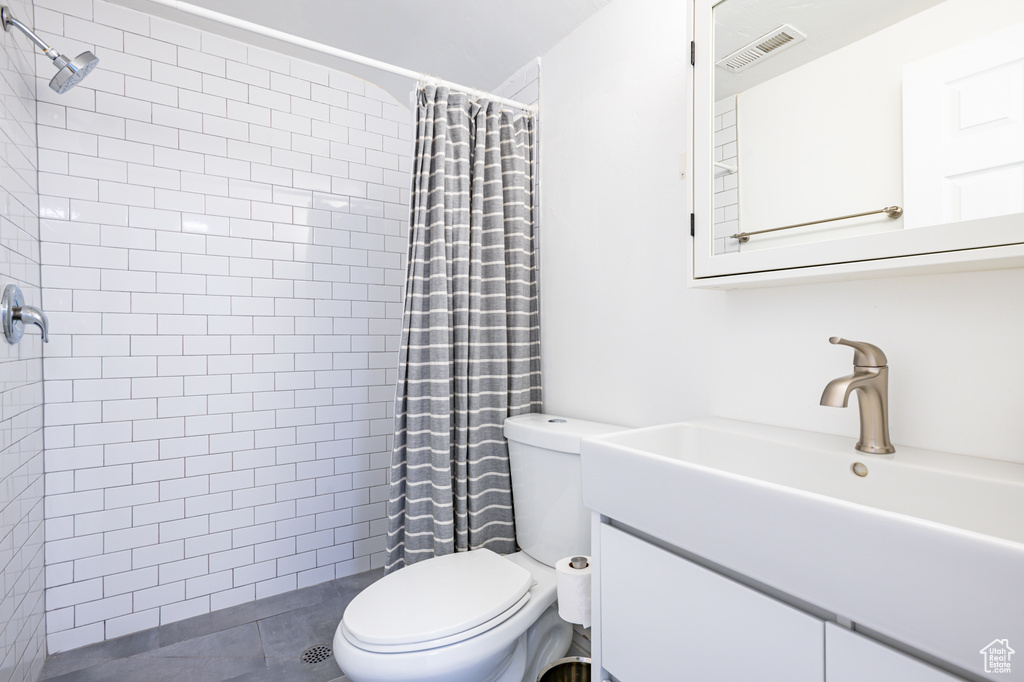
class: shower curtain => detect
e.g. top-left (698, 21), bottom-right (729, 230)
top-left (385, 86), bottom-right (540, 572)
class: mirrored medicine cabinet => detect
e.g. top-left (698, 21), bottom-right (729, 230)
top-left (690, 0), bottom-right (1024, 287)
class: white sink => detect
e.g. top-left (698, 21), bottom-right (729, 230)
top-left (582, 418), bottom-right (1024, 679)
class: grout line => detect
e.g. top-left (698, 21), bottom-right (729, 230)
top-left (255, 617), bottom-right (268, 669)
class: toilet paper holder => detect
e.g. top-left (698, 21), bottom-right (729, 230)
top-left (570, 556), bottom-right (589, 570)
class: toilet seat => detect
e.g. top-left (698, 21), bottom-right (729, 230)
top-left (341, 592), bottom-right (531, 653)
top-left (343, 549), bottom-right (534, 653)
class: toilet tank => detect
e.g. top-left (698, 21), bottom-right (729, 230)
top-left (503, 414), bottom-right (624, 567)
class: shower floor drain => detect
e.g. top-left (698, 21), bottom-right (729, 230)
top-left (300, 644), bottom-right (332, 664)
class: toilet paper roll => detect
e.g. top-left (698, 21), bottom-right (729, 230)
top-left (555, 555), bottom-right (592, 629)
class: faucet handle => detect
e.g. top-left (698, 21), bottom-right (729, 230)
top-left (14, 304), bottom-right (48, 342)
top-left (2, 284), bottom-right (49, 344)
top-left (829, 337), bottom-right (887, 367)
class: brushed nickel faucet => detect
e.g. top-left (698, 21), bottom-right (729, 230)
top-left (820, 337), bottom-right (894, 455)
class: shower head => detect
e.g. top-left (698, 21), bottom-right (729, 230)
top-left (1, 5), bottom-right (99, 93)
top-left (48, 50), bottom-right (99, 94)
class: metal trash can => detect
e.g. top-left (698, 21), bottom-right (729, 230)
top-left (537, 656), bottom-right (591, 682)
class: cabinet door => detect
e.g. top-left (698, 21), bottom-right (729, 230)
top-left (600, 525), bottom-right (824, 682)
top-left (826, 623), bottom-right (966, 682)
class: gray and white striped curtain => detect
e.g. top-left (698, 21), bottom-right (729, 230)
top-left (385, 86), bottom-right (540, 572)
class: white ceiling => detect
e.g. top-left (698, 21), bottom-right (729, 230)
top-left (714, 0), bottom-right (947, 99)
top-left (113, 0), bottom-right (613, 104)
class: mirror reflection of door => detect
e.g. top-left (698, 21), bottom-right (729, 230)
top-left (903, 23), bottom-right (1024, 229)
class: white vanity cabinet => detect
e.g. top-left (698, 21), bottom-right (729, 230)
top-left (599, 525), bottom-right (824, 681)
top-left (825, 624), bottom-right (966, 682)
top-left (582, 420), bottom-right (1019, 681)
top-left (595, 524), bottom-right (970, 682)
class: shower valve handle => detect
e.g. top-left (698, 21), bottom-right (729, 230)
top-left (2, 284), bottom-right (49, 343)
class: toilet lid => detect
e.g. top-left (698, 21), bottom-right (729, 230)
top-left (343, 549), bottom-right (534, 647)
top-left (341, 593), bottom-right (531, 654)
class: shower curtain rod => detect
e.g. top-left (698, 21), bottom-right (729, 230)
top-left (142, 0), bottom-right (538, 113)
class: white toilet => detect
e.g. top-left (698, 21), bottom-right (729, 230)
top-left (332, 413), bottom-right (622, 682)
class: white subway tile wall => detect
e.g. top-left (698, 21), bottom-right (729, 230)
top-left (492, 58), bottom-right (540, 107)
top-left (0, 0), bottom-right (47, 679)
top-left (713, 95), bottom-right (740, 255)
top-left (35, 0), bottom-right (412, 652)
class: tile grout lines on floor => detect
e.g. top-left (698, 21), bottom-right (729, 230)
top-left (39, 570), bottom-right (381, 682)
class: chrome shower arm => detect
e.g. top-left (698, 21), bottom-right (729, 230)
top-left (1, 7), bottom-right (55, 56)
top-left (1, 5), bottom-right (98, 93)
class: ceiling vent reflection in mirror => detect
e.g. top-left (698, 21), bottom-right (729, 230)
top-left (716, 24), bottom-right (806, 73)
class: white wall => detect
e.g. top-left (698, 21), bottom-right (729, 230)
top-left (0, 0), bottom-right (47, 679)
top-left (35, 0), bottom-right (410, 652)
top-left (539, 0), bottom-right (724, 429)
top-left (539, 0), bottom-right (1024, 465)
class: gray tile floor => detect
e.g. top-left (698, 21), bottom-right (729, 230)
top-left (39, 569), bottom-right (384, 682)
